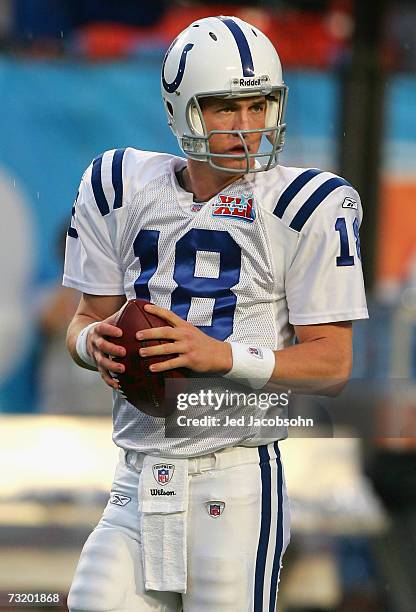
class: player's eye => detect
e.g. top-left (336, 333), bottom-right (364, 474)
top-left (251, 103), bottom-right (266, 112)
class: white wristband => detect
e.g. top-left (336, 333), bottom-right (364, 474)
top-left (223, 343), bottom-right (275, 389)
top-left (75, 322), bottom-right (99, 368)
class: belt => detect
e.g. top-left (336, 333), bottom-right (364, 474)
top-left (124, 441), bottom-right (279, 475)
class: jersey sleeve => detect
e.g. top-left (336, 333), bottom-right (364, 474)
top-left (63, 161), bottom-right (125, 295)
top-left (285, 186), bottom-right (368, 325)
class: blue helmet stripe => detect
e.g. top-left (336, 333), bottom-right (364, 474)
top-left (273, 169), bottom-right (323, 219)
top-left (112, 148), bottom-right (126, 209)
top-left (290, 176), bottom-right (351, 231)
top-left (254, 444), bottom-right (272, 611)
top-left (219, 17), bottom-right (254, 77)
top-left (91, 154), bottom-right (110, 216)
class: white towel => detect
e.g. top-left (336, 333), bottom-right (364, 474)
top-left (138, 455), bottom-right (188, 593)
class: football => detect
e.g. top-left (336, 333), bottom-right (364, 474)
top-left (111, 299), bottom-right (187, 417)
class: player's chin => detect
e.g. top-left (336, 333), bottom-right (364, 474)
top-left (213, 155), bottom-right (254, 173)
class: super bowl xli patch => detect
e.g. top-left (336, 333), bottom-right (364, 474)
top-left (212, 194), bottom-right (256, 223)
top-left (206, 501), bottom-right (225, 518)
top-left (110, 493), bottom-right (131, 506)
top-left (152, 463), bottom-right (175, 486)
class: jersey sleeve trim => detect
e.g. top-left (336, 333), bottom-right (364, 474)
top-left (67, 227), bottom-right (78, 238)
top-left (289, 308), bottom-right (369, 325)
top-left (67, 200), bottom-right (79, 238)
top-left (91, 148), bottom-right (127, 216)
top-left (289, 177), bottom-right (351, 231)
top-left (62, 274), bottom-right (125, 295)
top-left (273, 168), bottom-right (323, 218)
top-left (273, 169), bottom-right (353, 232)
top-left (91, 154), bottom-right (110, 215)
top-left (112, 148), bottom-right (125, 209)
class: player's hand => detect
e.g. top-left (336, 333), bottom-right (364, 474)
top-left (87, 311), bottom-right (126, 390)
top-left (136, 303), bottom-right (232, 374)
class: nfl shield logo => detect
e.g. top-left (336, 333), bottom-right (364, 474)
top-left (191, 203), bottom-right (204, 212)
top-left (206, 500), bottom-right (225, 518)
top-left (152, 463), bottom-right (175, 486)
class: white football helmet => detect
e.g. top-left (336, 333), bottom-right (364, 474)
top-left (161, 15), bottom-right (288, 173)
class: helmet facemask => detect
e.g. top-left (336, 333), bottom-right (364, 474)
top-left (180, 86), bottom-right (288, 174)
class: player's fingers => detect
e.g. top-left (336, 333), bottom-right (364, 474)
top-left (139, 341), bottom-right (186, 358)
top-left (98, 367), bottom-right (120, 390)
top-left (95, 352), bottom-right (125, 375)
top-left (143, 303), bottom-right (185, 327)
top-left (136, 326), bottom-right (179, 341)
top-left (94, 336), bottom-right (126, 358)
top-left (148, 355), bottom-right (187, 373)
top-left (95, 322), bottom-right (123, 338)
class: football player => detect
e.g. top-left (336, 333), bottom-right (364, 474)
top-left (64, 16), bottom-right (368, 612)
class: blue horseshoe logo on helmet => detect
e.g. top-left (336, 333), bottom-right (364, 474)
top-left (162, 43), bottom-right (194, 93)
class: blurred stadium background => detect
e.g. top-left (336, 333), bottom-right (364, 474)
top-left (0, 0), bottom-right (415, 610)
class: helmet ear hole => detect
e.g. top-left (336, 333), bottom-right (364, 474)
top-left (265, 99), bottom-right (278, 131)
top-left (188, 102), bottom-right (204, 136)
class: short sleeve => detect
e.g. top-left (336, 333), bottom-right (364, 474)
top-left (285, 187), bottom-right (368, 325)
top-left (63, 166), bottom-right (125, 295)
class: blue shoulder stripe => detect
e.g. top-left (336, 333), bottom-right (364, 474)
top-left (273, 168), bottom-right (323, 219)
top-left (112, 148), bottom-right (126, 210)
top-left (290, 176), bottom-right (350, 231)
top-left (67, 196), bottom-right (79, 238)
top-left (254, 445), bottom-right (271, 612)
top-left (91, 155), bottom-right (110, 216)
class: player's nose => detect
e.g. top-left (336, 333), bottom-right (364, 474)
top-left (232, 108), bottom-right (252, 131)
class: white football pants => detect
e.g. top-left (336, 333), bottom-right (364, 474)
top-left (68, 442), bottom-right (290, 612)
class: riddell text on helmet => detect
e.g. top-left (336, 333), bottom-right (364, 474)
top-left (239, 77), bottom-right (268, 87)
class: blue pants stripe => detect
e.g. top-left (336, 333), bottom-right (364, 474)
top-left (254, 445), bottom-right (272, 611)
top-left (268, 442), bottom-right (284, 611)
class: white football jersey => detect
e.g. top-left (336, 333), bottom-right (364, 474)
top-left (64, 148), bottom-right (368, 456)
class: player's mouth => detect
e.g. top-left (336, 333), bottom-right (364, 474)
top-left (228, 144), bottom-right (249, 155)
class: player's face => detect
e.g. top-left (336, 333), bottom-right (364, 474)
top-left (199, 96), bottom-right (267, 171)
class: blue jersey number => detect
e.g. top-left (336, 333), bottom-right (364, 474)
top-left (133, 228), bottom-right (241, 340)
top-left (335, 217), bottom-right (361, 266)
top-left (133, 229), bottom-right (159, 301)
